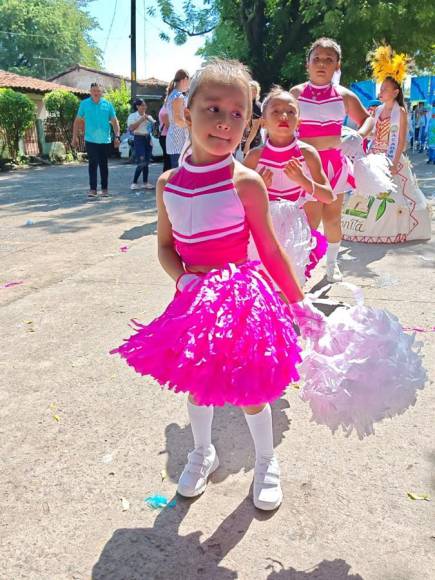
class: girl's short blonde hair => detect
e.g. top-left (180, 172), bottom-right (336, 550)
top-left (187, 58), bottom-right (253, 120)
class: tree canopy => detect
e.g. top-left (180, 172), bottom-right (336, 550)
top-left (156, 0), bottom-right (435, 91)
top-left (0, 0), bottom-right (102, 78)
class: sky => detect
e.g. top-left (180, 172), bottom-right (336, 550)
top-left (87, 0), bottom-right (208, 82)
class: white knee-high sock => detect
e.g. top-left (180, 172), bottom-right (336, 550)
top-left (244, 404), bottom-right (274, 460)
top-left (187, 400), bottom-right (213, 449)
top-left (326, 241), bottom-right (341, 265)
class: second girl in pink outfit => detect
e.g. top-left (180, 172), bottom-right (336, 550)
top-left (244, 87), bottom-right (333, 285)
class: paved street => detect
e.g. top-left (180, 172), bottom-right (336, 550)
top-left (1, 154), bottom-right (434, 580)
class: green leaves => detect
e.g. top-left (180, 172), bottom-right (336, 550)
top-left (105, 81), bottom-right (131, 134)
top-left (44, 90), bottom-right (80, 154)
top-left (0, 88), bottom-right (36, 161)
top-left (157, 0), bottom-right (435, 89)
top-left (0, 0), bottom-right (102, 78)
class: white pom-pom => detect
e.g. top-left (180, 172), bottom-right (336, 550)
top-left (299, 295), bottom-right (427, 439)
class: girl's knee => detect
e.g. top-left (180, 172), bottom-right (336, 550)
top-left (243, 404), bottom-right (266, 415)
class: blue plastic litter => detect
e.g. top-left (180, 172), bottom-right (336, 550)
top-left (144, 494), bottom-right (176, 509)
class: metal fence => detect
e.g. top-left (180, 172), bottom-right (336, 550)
top-left (23, 124), bottom-right (40, 156)
top-left (44, 117), bottom-right (86, 152)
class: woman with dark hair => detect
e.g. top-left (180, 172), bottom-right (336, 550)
top-left (342, 47), bottom-right (431, 243)
top-left (127, 98), bottom-right (155, 190)
top-left (166, 69), bottom-right (190, 168)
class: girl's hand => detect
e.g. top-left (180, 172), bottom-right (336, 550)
top-left (257, 166), bottom-right (273, 188)
top-left (391, 162), bottom-right (399, 175)
top-left (289, 298), bottom-right (326, 340)
top-left (284, 158), bottom-right (305, 185)
top-left (176, 273), bottom-right (201, 292)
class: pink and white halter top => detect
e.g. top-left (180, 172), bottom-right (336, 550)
top-left (257, 139), bottom-right (312, 203)
top-left (298, 82), bottom-right (345, 139)
top-left (163, 155), bottom-right (249, 268)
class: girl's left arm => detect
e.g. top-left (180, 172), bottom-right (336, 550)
top-left (343, 89), bottom-right (375, 138)
top-left (236, 168), bottom-right (303, 303)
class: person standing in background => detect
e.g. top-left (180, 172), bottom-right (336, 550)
top-left (127, 98), bottom-right (155, 190)
top-left (242, 80), bottom-right (263, 155)
top-left (72, 82), bottom-right (120, 199)
top-left (166, 69), bottom-right (190, 168)
top-left (158, 101), bottom-right (171, 172)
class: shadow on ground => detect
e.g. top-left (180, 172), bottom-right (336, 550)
top-left (92, 495), bottom-right (363, 579)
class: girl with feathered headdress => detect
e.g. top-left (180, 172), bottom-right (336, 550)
top-left (342, 45), bottom-right (431, 244)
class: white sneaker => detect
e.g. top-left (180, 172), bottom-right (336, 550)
top-left (177, 445), bottom-right (219, 498)
top-left (130, 183), bottom-right (143, 190)
top-left (326, 262), bottom-right (343, 283)
top-left (143, 182), bottom-right (154, 190)
top-left (253, 455), bottom-right (282, 511)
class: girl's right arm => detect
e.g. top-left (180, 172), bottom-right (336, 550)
top-left (235, 166), bottom-right (303, 303)
top-left (156, 172), bottom-right (185, 281)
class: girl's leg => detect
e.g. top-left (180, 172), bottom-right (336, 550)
top-left (303, 200), bottom-right (323, 230)
top-left (323, 193), bottom-right (345, 282)
top-left (243, 404), bottom-right (282, 511)
top-left (187, 396), bottom-right (213, 449)
top-left (177, 396), bottom-right (218, 498)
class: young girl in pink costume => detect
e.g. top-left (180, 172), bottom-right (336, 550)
top-left (112, 60), bottom-right (317, 511)
top-left (291, 38), bottom-right (374, 283)
top-left (244, 87), bottom-right (333, 285)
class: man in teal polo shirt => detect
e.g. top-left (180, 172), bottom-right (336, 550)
top-left (72, 83), bottom-right (121, 198)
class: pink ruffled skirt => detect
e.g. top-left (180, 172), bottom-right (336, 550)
top-left (318, 148), bottom-right (355, 194)
top-left (111, 262), bottom-right (302, 406)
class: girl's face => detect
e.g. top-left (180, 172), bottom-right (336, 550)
top-left (137, 102), bottom-right (147, 114)
top-left (185, 80), bottom-right (250, 161)
top-left (379, 80), bottom-right (399, 103)
top-left (307, 47), bottom-right (340, 85)
top-left (263, 95), bottom-right (299, 140)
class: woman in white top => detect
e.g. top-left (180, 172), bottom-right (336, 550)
top-left (165, 69), bottom-right (190, 168)
top-left (127, 98), bottom-right (155, 190)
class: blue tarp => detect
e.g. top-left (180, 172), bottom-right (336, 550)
top-left (349, 80), bottom-right (376, 107)
top-left (410, 76), bottom-right (434, 102)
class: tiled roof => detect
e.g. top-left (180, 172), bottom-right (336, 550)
top-left (0, 70), bottom-right (88, 95)
top-left (49, 64), bottom-right (131, 83)
top-left (49, 64), bottom-right (168, 87)
top-left (138, 77), bottom-right (168, 87)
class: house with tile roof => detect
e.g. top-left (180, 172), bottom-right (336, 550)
top-left (49, 64), bottom-right (168, 100)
